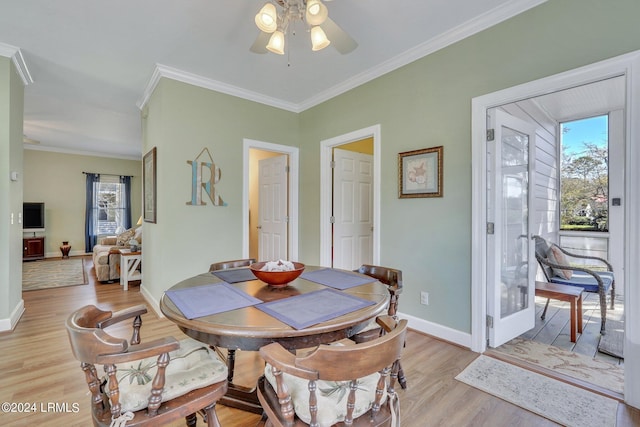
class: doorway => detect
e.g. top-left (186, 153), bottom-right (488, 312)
top-left (471, 50), bottom-right (640, 407)
top-left (486, 77), bottom-right (625, 350)
top-left (242, 139), bottom-right (299, 262)
top-left (320, 125), bottom-right (381, 268)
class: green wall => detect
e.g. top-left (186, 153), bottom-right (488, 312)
top-left (144, 0), bottom-right (640, 333)
top-left (0, 55), bottom-right (24, 326)
top-left (23, 150), bottom-right (142, 256)
top-left (142, 79), bottom-right (300, 303)
top-left (297, 0), bottom-right (640, 332)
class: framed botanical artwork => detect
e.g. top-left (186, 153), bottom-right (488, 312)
top-left (398, 146), bottom-right (443, 198)
top-left (143, 147), bottom-right (157, 223)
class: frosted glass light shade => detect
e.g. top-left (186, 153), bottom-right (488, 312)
top-left (306, 0), bottom-right (328, 26)
top-left (255, 3), bottom-right (277, 33)
top-left (267, 30), bottom-right (285, 54)
top-left (311, 26), bottom-right (330, 51)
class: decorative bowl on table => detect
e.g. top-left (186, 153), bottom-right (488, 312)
top-left (249, 261), bottom-right (305, 288)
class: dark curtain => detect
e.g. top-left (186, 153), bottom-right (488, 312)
top-left (120, 175), bottom-right (132, 229)
top-left (84, 173), bottom-right (100, 252)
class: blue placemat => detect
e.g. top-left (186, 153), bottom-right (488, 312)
top-left (211, 268), bottom-right (257, 283)
top-left (256, 288), bottom-right (375, 330)
top-left (300, 268), bottom-right (373, 290)
top-left (165, 282), bottom-right (262, 319)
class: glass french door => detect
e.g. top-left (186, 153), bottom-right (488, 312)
top-left (487, 109), bottom-right (536, 347)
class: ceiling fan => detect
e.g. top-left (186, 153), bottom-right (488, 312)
top-left (251, 0), bottom-right (358, 55)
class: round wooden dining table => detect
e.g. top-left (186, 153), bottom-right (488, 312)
top-left (159, 265), bottom-right (390, 413)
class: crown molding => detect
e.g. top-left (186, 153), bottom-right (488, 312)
top-left (23, 143), bottom-right (141, 161)
top-left (0, 42), bottom-right (34, 86)
top-left (299, 0), bottom-right (548, 111)
top-left (138, 0), bottom-right (547, 114)
top-left (137, 64), bottom-right (299, 112)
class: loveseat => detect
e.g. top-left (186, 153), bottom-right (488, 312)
top-left (92, 227), bottom-right (141, 282)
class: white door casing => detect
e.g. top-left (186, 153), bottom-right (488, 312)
top-left (258, 155), bottom-right (288, 261)
top-left (332, 148), bottom-right (373, 270)
top-left (487, 109), bottom-right (536, 347)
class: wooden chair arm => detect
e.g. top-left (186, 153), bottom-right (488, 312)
top-left (376, 315), bottom-right (397, 333)
top-left (96, 337), bottom-right (180, 365)
top-left (97, 304), bottom-right (147, 328)
top-left (551, 243), bottom-right (613, 271)
top-left (260, 342), bottom-right (318, 380)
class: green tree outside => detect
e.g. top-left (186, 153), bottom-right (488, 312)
top-left (560, 117), bottom-right (608, 231)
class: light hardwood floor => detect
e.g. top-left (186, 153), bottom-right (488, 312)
top-left (1, 256), bottom-right (638, 427)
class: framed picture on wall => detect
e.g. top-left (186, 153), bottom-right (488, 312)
top-left (143, 147), bottom-right (157, 223)
top-left (398, 146), bottom-right (443, 198)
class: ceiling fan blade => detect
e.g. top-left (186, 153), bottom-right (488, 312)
top-left (250, 32), bottom-right (270, 54)
top-left (321, 17), bottom-right (358, 54)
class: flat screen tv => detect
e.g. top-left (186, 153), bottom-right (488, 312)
top-left (23, 202), bottom-right (45, 230)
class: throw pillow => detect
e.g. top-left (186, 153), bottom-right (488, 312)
top-left (134, 226), bottom-right (142, 244)
top-left (116, 228), bottom-right (135, 246)
top-left (547, 246), bottom-right (573, 280)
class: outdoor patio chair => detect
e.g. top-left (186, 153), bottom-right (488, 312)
top-left (533, 235), bottom-right (615, 334)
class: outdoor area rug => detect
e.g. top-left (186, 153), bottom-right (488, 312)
top-left (496, 337), bottom-right (624, 394)
top-left (23, 258), bottom-right (87, 291)
top-left (456, 355), bottom-right (618, 427)
top-left (598, 317), bottom-right (625, 359)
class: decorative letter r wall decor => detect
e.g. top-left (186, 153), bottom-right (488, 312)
top-left (187, 147), bottom-right (226, 206)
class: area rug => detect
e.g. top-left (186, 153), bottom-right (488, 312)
top-left (496, 338), bottom-right (623, 394)
top-left (598, 318), bottom-right (625, 359)
top-left (456, 355), bottom-right (618, 427)
top-left (22, 258), bottom-right (87, 291)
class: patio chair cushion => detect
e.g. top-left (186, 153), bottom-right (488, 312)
top-left (547, 246), bottom-right (573, 279)
top-left (549, 270), bottom-right (614, 294)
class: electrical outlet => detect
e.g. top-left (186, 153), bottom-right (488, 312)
top-left (420, 291), bottom-right (429, 305)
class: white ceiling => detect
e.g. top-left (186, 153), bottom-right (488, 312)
top-left (532, 76), bottom-right (626, 123)
top-left (1, 0), bottom-right (547, 159)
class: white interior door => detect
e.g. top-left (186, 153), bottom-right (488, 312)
top-left (258, 155), bottom-right (288, 261)
top-left (487, 109), bottom-right (536, 347)
top-left (333, 148), bottom-right (373, 270)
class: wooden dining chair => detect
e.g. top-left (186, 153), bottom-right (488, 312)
top-left (352, 264), bottom-right (407, 389)
top-left (208, 258), bottom-right (256, 272)
top-left (257, 316), bottom-right (407, 427)
top-left (66, 304), bottom-right (228, 427)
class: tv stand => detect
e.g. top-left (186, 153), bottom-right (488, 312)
top-left (23, 236), bottom-right (45, 261)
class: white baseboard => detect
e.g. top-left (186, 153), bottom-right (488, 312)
top-left (140, 284), bottom-right (165, 319)
top-left (400, 311), bottom-right (472, 349)
top-left (44, 250), bottom-right (88, 259)
top-left (0, 299), bottom-right (25, 332)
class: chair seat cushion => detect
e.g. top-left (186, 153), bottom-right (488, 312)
top-left (106, 338), bottom-right (227, 413)
top-left (264, 363), bottom-right (386, 426)
top-left (550, 270), bottom-right (614, 293)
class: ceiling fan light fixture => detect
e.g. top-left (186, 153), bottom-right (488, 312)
top-left (306, 0), bottom-right (328, 26)
top-left (310, 26), bottom-right (330, 51)
top-left (255, 3), bottom-right (278, 33)
top-left (266, 30), bottom-right (285, 54)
